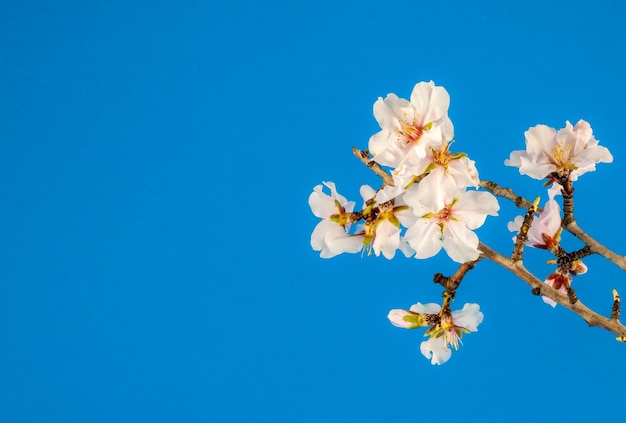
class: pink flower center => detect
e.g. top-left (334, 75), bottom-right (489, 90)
top-left (434, 205), bottom-right (453, 222)
top-left (398, 119), bottom-right (424, 145)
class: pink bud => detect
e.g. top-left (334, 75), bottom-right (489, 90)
top-left (388, 309), bottom-right (414, 328)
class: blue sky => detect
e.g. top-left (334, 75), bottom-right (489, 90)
top-left (1, 0), bottom-right (625, 421)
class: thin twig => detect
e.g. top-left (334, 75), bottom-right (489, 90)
top-left (479, 180), bottom-right (538, 210)
top-left (351, 147), bottom-right (394, 187)
top-left (564, 221), bottom-right (626, 271)
top-left (433, 258), bottom-right (482, 293)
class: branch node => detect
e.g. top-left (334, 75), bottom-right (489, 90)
top-left (566, 286), bottom-right (578, 305)
top-left (531, 287), bottom-right (541, 296)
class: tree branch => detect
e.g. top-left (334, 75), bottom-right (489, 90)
top-left (564, 221), bottom-right (626, 271)
top-left (480, 179), bottom-right (626, 271)
top-left (351, 147), bottom-right (394, 187)
top-left (433, 257), bottom-right (482, 293)
top-left (479, 180), bottom-right (537, 210)
top-left (478, 242), bottom-right (626, 337)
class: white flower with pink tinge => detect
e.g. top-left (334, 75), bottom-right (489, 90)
top-left (387, 301), bottom-right (484, 365)
top-left (356, 185), bottom-right (415, 260)
top-left (505, 119), bottom-right (613, 181)
top-left (392, 140), bottom-right (480, 193)
top-left (403, 174), bottom-right (499, 263)
top-left (308, 182), bottom-right (362, 258)
top-left (369, 81), bottom-right (454, 169)
top-left (508, 197), bottom-right (562, 250)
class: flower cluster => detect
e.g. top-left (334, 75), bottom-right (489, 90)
top-left (388, 293), bottom-right (484, 365)
top-left (308, 80), bottom-right (617, 365)
top-left (308, 81), bottom-right (500, 263)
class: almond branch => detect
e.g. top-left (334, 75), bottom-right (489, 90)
top-left (480, 179), bottom-right (626, 271)
top-left (478, 242), bottom-right (626, 337)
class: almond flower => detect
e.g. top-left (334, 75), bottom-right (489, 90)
top-left (505, 119), bottom-right (613, 181)
top-left (403, 174), bottom-right (499, 263)
top-left (369, 81), bottom-right (454, 169)
top-left (388, 297), bottom-right (484, 365)
top-left (392, 140), bottom-right (480, 192)
top-left (508, 196), bottom-right (562, 251)
top-left (356, 185), bottom-right (415, 259)
top-left (542, 260), bottom-right (587, 307)
top-left (309, 182), bottom-right (362, 258)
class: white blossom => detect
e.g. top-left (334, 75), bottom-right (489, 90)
top-left (308, 182), bottom-right (362, 258)
top-left (392, 140), bottom-right (480, 193)
top-left (403, 175), bottom-right (499, 263)
top-left (357, 185), bottom-right (415, 259)
top-left (505, 119), bottom-right (613, 181)
top-left (507, 197), bottom-right (562, 250)
top-left (389, 301), bottom-right (484, 365)
top-left (369, 81), bottom-right (454, 169)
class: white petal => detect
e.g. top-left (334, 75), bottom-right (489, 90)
top-left (542, 296), bottom-right (557, 308)
top-left (508, 124), bottom-right (559, 179)
top-left (547, 182), bottom-right (562, 200)
top-left (451, 303), bottom-right (484, 332)
top-left (415, 169), bottom-right (462, 213)
top-left (376, 185), bottom-right (405, 203)
top-left (326, 231), bottom-right (363, 256)
top-left (507, 215), bottom-right (524, 233)
top-left (308, 185), bottom-right (336, 218)
top-left (405, 219), bottom-right (442, 259)
top-left (442, 221), bottom-right (480, 263)
top-left (525, 124), bottom-right (557, 158)
top-left (409, 81), bottom-right (450, 126)
top-left (308, 182), bottom-right (353, 218)
top-left (388, 309), bottom-right (414, 328)
top-left (453, 190), bottom-right (499, 230)
top-left (504, 150), bottom-right (523, 167)
top-left (447, 157), bottom-right (480, 189)
top-left (420, 337), bottom-right (452, 365)
top-left (369, 129), bottom-right (393, 157)
top-left (372, 220), bottom-right (401, 260)
top-left (539, 199), bottom-right (562, 236)
top-left (311, 221), bottom-right (339, 258)
top-left (372, 94), bottom-right (406, 130)
top-left (395, 206), bottom-right (417, 228)
top-left (359, 185), bottom-right (377, 204)
top-left (410, 302), bottom-right (441, 314)
top-left (398, 236), bottom-right (416, 258)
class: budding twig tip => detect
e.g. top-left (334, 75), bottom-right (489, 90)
top-left (532, 196), bottom-right (540, 208)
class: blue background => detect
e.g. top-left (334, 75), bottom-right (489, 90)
top-left (1, 0), bottom-right (625, 421)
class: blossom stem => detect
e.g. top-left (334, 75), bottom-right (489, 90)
top-left (433, 257), bottom-right (482, 293)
